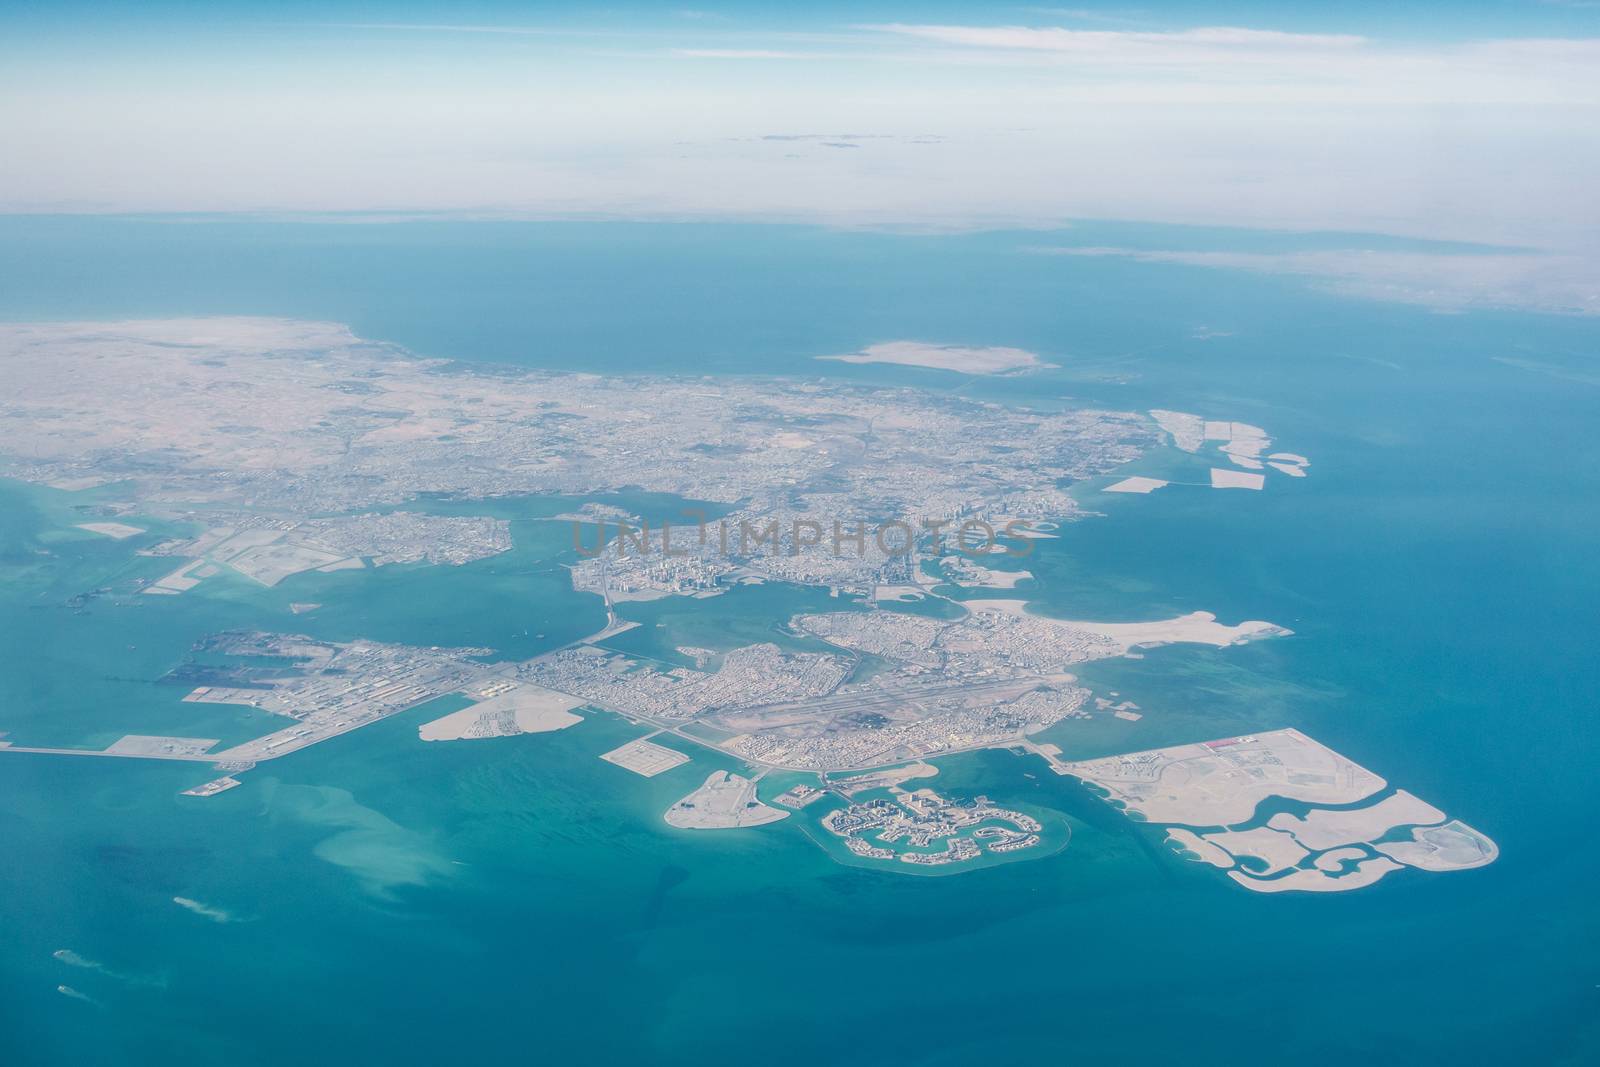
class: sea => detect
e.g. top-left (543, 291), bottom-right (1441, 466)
top-left (0, 217), bottom-right (1596, 1064)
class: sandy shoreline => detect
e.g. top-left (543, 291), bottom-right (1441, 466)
top-left (818, 340), bottom-right (1054, 375)
top-left (960, 600), bottom-right (1290, 651)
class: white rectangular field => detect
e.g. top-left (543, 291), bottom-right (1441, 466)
top-left (1103, 476), bottom-right (1169, 494)
top-left (600, 738), bottom-right (691, 777)
top-left (1210, 468), bottom-right (1265, 490)
top-left (76, 522), bottom-right (145, 539)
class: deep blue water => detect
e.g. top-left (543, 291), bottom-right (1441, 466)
top-left (0, 217), bottom-right (1596, 1064)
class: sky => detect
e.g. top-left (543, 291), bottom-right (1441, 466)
top-left (1, 1), bottom-right (1597, 308)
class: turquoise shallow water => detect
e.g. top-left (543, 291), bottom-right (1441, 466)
top-left (1, 218), bottom-right (1597, 1064)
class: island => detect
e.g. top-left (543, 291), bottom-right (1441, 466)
top-left (1054, 730), bottom-right (1498, 893)
top-left (665, 771), bottom-right (789, 829)
top-left (820, 787), bottom-right (1047, 868)
top-left (0, 317), bottom-right (1468, 884)
top-left (816, 340), bottom-right (1055, 374)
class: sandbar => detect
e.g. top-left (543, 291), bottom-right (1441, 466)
top-left (49, 476), bottom-right (112, 491)
top-left (75, 522), bottom-right (144, 539)
top-left (1052, 610), bottom-right (1288, 651)
top-left (960, 604), bottom-right (1286, 646)
top-left (817, 340), bottom-right (1054, 375)
top-left (960, 601), bottom-right (1289, 653)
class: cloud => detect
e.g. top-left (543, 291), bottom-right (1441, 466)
top-left (851, 22), bottom-right (1600, 95)
top-left (3, 15), bottom-right (1598, 267)
top-left (759, 133), bottom-right (895, 141)
top-left (862, 23), bottom-right (1367, 62)
top-left (1018, 8), bottom-right (1156, 28)
top-left (315, 22), bottom-right (566, 37)
top-left (671, 48), bottom-right (828, 59)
